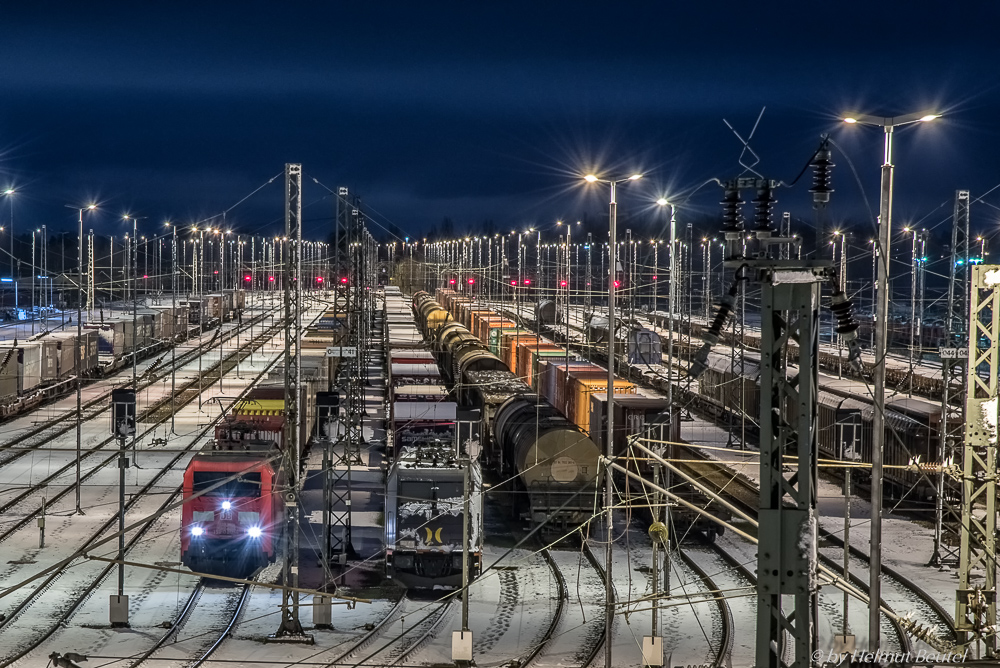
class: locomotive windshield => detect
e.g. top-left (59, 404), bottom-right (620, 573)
top-left (192, 471), bottom-right (262, 497)
top-left (399, 480), bottom-right (463, 501)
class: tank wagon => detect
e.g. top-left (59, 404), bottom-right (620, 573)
top-left (414, 290), bottom-right (604, 535)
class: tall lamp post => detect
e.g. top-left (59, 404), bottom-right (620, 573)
top-left (66, 203), bottom-right (96, 515)
top-left (584, 171), bottom-right (642, 668)
top-left (3, 189), bottom-right (13, 301)
top-left (843, 109), bottom-right (939, 652)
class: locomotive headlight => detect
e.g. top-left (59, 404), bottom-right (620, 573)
top-left (247, 526), bottom-right (262, 538)
top-left (191, 526), bottom-right (204, 537)
top-left (221, 501), bottom-right (232, 510)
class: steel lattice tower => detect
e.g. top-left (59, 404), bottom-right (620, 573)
top-left (934, 190), bottom-right (971, 566)
top-left (957, 263), bottom-right (999, 656)
top-left (274, 162), bottom-right (304, 638)
top-left (329, 207), bottom-right (367, 561)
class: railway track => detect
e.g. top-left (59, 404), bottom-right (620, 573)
top-left (0, 309), bottom-right (271, 468)
top-left (127, 578), bottom-right (253, 668)
top-left (674, 453), bottom-right (939, 654)
top-left (675, 545), bottom-right (733, 667)
top-left (338, 597), bottom-right (455, 668)
top-left (0, 318), bottom-right (287, 549)
top-left (323, 596), bottom-right (407, 667)
top-left (0, 318), bottom-right (291, 667)
top-left (523, 542), bottom-right (606, 668)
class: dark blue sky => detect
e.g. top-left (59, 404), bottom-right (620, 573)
top-left (2, 2), bottom-right (1000, 244)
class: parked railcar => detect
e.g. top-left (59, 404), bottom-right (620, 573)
top-left (181, 438), bottom-right (284, 577)
top-left (493, 394), bottom-right (601, 533)
top-left (385, 442), bottom-right (483, 588)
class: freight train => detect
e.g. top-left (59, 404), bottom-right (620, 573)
top-left (414, 290), bottom-right (611, 535)
top-left (383, 287), bottom-right (483, 588)
top-left (426, 289), bottom-right (730, 541)
top-left (593, 314), bottom-right (944, 501)
top-left (0, 290), bottom-right (248, 419)
top-left (179, 304), bottom-right (341, 578)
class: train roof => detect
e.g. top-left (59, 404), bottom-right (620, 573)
top-left (463, 369), bottom-right (531, 404)
top-left (391, 363), bottom-right (441, 376)
top-left (393, 384), bottom-right (450, 398)
top-left (191, 438), bottom-right (281, 461)
top-left (589, 393), bottom-right (670, 409)
top-left (394, 442), bottom-right (463, 470)
top-left (393, 401), bottom-right (458, 421)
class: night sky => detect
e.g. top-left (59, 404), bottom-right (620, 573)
top-left (3, 2), bottom-right (1000, 247)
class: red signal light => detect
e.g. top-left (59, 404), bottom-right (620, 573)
top-left (468, 278), bottom-right (475, 284)
top-left (340, 277), bottom-right (348, 284)
top-left (652, 275), bottom-right (657, 280)
top-left (614, 280), bottom-right (620, 288)
top-left (244, 275), bottom-right (252, 281)
top-left (524, 279), bottom-right (531, 285)
top-left (511, 280), bottom-right (517, 286)
top-left (449, 279), bottom-right (456, 285)
top-left (316, 277), bottom-right (323, 283)
top-left (268, 276), bottom-right (275, 282)
top-left (560, 280), bottom-right (567, 287)
top-left (213, 270), bottom-right (219, 274)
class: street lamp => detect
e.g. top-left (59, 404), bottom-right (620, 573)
top-left (3, 188), bottom-right (13, 290)
top-left (583, 171), bottom-right (641, 668)
top-left (842, 108), bottom-right (939, 652)
top-left (65, 203), bottom-right (96, 515)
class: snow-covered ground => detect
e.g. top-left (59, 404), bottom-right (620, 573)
top-left (2, 313), bottom-right (294, 666)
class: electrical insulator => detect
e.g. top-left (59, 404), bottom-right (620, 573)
top-left (830, 290), bottom-right (859, 339)
top-left (810, 139), bottom-right (834, 208)
top-left (721, 185), bottom-right (743, 232)
top-left (753, 184), bottom-right (776, 232)
top-left (689, 281), bottom-right (740, 379)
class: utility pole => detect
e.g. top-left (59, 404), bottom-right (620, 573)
top-left (686, 151), bottom-right (840, 667)
top-left (272, 163), bottom-right (308, 641)
top-left (170, 223), bottom-right (177, 433)
top-left (933, 190), bottom-right (970, 566)
top-left (110, 388), bottom-right (135, 628)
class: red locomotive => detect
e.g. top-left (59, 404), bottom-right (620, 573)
top-left (181, 389), bottom-right (289, 577)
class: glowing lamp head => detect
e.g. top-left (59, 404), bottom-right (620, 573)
top-left (247, 526), bottom-right (262, 538)
top-left (843, 117), bottom-right (858, 124)
top-left (222, 501), bottom-right (231, 510)
top-left (584, 174), bottom-right (598, 183)
top-left (191, 526), bottom-right (204, 537)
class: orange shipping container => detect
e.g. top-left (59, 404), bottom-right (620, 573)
top-left (567, 376), bottom-right (636, 434)
top-left (514, 339), bottom-right (559, 386)
top-left (509, 337), bottom-right (542, 381)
